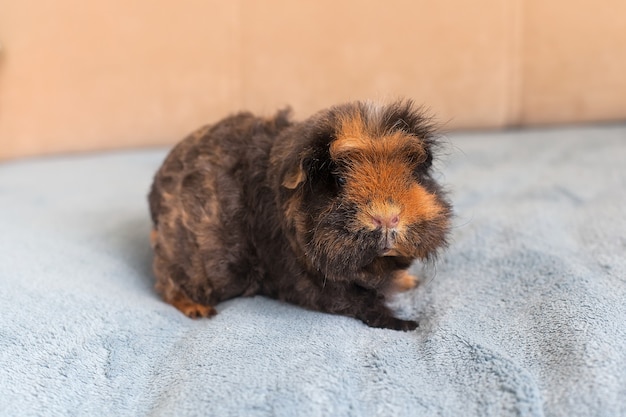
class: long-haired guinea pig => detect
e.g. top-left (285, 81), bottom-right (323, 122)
top-left (148, 100), bottom-right (452, 331)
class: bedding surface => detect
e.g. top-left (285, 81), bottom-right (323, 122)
top-left (1, 125), bottom-right (625, 417)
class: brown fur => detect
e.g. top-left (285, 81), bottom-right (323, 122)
top-left (148, 100), bottom-right (452, 331)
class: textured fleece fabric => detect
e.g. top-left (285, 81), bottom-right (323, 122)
top-left (1, 125), bottom-right (625, 416)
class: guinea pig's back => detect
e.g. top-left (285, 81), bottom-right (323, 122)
top-left (149, 112), bottom-right (255, 226)
top-left (149, 110), bottom-right (292, 241)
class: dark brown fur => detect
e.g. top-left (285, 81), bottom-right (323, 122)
top-left (148, 100), bottom-right (452, 331)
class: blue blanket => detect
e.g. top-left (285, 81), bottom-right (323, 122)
top-left (1, 125), bottom-right (625, 416)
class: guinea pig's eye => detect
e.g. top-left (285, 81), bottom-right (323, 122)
top-left (334, 174), bottom-right (347, 188)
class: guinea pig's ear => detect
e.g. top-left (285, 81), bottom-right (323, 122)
top-left (282, 160), bottom-right (306, 189)
top-left (276, 110), bottom-right (334, 189)
top-left (281, 145), bottom-right (315, 189)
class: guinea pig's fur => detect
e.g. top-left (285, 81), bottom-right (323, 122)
top-left (148, 100), bottom-right (452, 331)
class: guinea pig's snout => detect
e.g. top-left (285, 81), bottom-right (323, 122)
top-left (369, 210), bottom-right (401, 253)
top-left (371, 213), bottom-right (400, 230)
top-left (381, 229), bottom-right (398, 252)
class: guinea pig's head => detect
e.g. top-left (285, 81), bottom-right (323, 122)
top-left (270, 100), bottom-right (452, 280)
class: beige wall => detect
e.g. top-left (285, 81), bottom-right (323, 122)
top-left (521, 0), bottom-right (626, 124)
top-left (1, 0), bottom-right (625, 160)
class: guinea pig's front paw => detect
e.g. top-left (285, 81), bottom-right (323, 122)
top-left (391, 271), bottom-right (419, 292)
top-left (364, 315), bottom-right (419, 331)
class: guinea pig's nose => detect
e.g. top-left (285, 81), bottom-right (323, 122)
top-left (371, 213), bottom-right (400, 229)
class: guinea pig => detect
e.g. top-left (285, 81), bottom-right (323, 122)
top-left (148, 100), bottom-right (452, 331)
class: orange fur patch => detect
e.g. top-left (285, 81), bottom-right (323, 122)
top-left (172, 298), bottom-right (217, 319)
top-left (392, 270), bottom-right (419, 292)
top-left (330, 112), bottom-right (369, 157)
top-left (347, 160), bottom-right (442, 231)
top-left (403, 184), bottom-right (443, 223)
top-left (331, 112), bottom-right (426, 161)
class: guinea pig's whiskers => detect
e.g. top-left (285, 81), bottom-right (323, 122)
top-left (420, 260), bottom-right (439, 288)
top-left (451, 213), bottom-right (474, 230)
